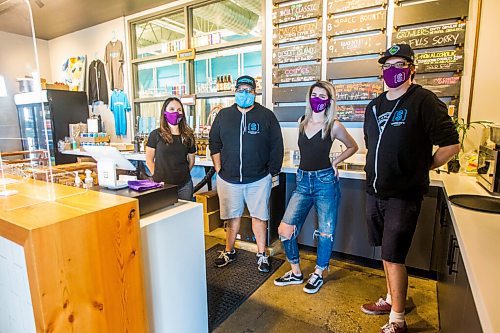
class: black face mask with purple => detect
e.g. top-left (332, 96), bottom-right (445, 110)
top-left (310, 97), bottom-right (330, 113)
top-left (164, 111), bottom-right (183, 125)
top-left (383, 66), bottom-right (412, 88)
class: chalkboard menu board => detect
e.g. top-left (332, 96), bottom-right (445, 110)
top-left (327, 0), bottom-right (386, 14)
top-left (328, 33), bottom-right (386, 58)
top-left (272, 44), bottom-right (322, 64)
top-left (273, 64), bottom-right (321, 84)
top-left (273, 19), bottom-right (322, 44)
top-left (335, 81), bottom-right (383, 100)
top-left (393, 22), bottom-right (466, 49)
top-left (327, 10), bottom-right (386, 36)
top-left (336, 104), bottom-right (367, 122)
top-left (415, 49), bottom-right (464, 73)
top-left (273, 0), bottom-right (322, 25)
top-left (418, 76), bottom-right (461, 97)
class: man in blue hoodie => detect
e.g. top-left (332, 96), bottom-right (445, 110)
top-left (209, 75), bottom-right (284, 273)
top-left (361, 44), bottom-right (460, 333)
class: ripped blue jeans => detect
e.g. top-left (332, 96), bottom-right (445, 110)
top-left (280, 168), bottom-right (341, 271)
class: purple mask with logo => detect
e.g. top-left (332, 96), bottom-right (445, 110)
top-left (310, 97), bottom-right (330, 113)
top-left (383, 66), bottom-right (411, 88)
top-left (164, 111), bottom-right (183, 125)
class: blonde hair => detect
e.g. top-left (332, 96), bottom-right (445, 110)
top-left (299, 81), bottom-right (338, 140)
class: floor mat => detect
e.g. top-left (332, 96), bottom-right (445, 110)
top-left (206, 244), bottom-right (284, 332)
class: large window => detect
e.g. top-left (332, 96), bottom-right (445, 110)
top-left (132, 10), bottom-right (186, 59)
top-left (130, 0), bottom-right (263, 133)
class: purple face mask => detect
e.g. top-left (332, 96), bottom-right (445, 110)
top-left (164, 111), bottom-right (183, 125)
top-left (310, 97), bottom-right (330, 113)
top-left (383, 66), bottom-right (411, 88)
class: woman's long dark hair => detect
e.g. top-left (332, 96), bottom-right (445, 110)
top-left (159, 97), bottom-right (195, 147)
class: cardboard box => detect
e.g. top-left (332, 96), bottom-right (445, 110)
top-left (204, 210), bottom-right (222, 233)
top-left (196, 190), bottom-right (219, 214)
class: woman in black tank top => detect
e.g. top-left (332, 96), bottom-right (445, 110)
top-left (274, 81), bottom-right (358, 294)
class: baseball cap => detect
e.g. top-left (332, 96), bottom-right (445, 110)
top-left (378, 44), bottom-right (415, 64)
top-left (235, 75), bottom-right (256, 90)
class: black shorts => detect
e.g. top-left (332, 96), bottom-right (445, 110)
top-left (366, 194), bottom-right (422, 264)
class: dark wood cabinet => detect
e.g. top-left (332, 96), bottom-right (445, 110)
top-left (436, 199), bottom-right (483, 333)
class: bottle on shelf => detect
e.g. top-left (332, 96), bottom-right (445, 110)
top-left (216, 76), bottom-right (220, 92)
top-left (223, 75), bottom-right (228, 92)
top-left (228, 75), bottom-right (233, 91)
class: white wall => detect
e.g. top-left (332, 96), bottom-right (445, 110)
top-left (48, 17), bottom-right (131, 143)
top-left (455, 0), bottom-right (500, 151)
top-left (0, 31), bottom-right (51, 152)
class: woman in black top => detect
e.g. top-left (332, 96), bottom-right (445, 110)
top-left (274, 81), bottom-right (358, 294)
top-left (146, 97), bottom-right (196, 201)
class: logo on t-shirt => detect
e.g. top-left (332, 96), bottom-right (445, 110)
top-left (391, 109), bottom-right (408, 127)
top-left (247, 122), bottom-right (260, 134)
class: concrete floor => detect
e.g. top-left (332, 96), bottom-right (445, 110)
top-left (205, 236), bottom-right (439, 333)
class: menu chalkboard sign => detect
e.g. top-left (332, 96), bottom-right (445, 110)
top-left (328, 33), bottom-right (386, 58)
top-left (335, 81), bottom-right (383, 100)
top-left (273, 0), bottom-right (322, 25)
top-left (415, 49), bottom-right (464, 73)
top-left (327, 0), bottom-right (386, 14)
top-left (418, 76), bottom-right (461, 97)
top-left (393, 22), bottom-right (466, 49)
top-left (327, 10), bottom-right (386, 36)
top-left (273, 20), bottom-right (322, 44)
top-left (272, 44), bottom-right (322, 64)
top-left (273, 64), bottom-right (321, 84)
top-left (336, 104), bottom-right (367, 122)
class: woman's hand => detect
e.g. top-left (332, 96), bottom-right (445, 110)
top-left (332, 162), bottom-right (340, 179)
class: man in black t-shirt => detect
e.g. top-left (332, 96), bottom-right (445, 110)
top-left (361, 44), bottom-right (460, 333)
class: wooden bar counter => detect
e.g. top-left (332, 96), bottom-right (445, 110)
top-left (0, 178), bottom-right (148, 333)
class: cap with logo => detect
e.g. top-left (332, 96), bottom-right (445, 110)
top-left (235, 75), bottom-right (256, 90)
top-left (378, 44), bottom-right (415, 64)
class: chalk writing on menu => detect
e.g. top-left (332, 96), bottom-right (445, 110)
top-left (415, 49), bottom-right (464, 73)
top-left (327, 10), bottom-right (386, 36)
top-left (327, 0), bottom-right (386, 14)
top-left (336, 104), bottom-right (367, 122)
top-left (328, 33), bottom-right (386, 58)
top-left (418, 76), bottom-right (461, 97)
top-left (272, 64), bottom-right (321, 84)
top-left (393, 22), bottom-right (466, 49)
top-left (273, 19), bottom-right (322, 44)
top-left (272, 44), bottom-right (321, 64)
top-left (272, 0), bottom-right (322, 25)
top-left (334, 81), bottom-right (384, 101)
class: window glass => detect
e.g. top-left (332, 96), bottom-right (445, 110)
top-left (194, 45), bottom-right (261, 93)
top-left (137, 60), bottom-right (186, 98)
top-left (133, 10), bottom-right (186, 59)
top-left (192, 0), bottom-right (262, 48)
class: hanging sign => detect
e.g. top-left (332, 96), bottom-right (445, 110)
top-left (418, 76), bottom-right (461, 97)
top-left (272, 64), bottom-right (321, 84)
top-left (272, 44), bottom-right (322, 64)
top-left (415, 49), bottom-right (464, 73)
top-left (327, 10), bottom-right (386, 36)
top-left (176, 48), bottom-right (195, 61)
top-left (328, 33), bottom-right (386, 58)
top-left (335, 81), bottom-right (384, 101)
top-left (273, 19), bottom-right (322, 44)
top-left (336, 104), bottom-right (367, 122)
top-left (327, 0), bottom-right (386, 14)
top-left (393, 22), bottom-right (466, 49)
top-left (273, 0), bottom-right (322, 25)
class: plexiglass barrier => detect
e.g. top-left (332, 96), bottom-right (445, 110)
top-left (0, 0), bottom-right (88, 204)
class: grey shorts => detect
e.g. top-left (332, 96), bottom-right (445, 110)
top-left (216, 174), bottom-right (272, 221)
